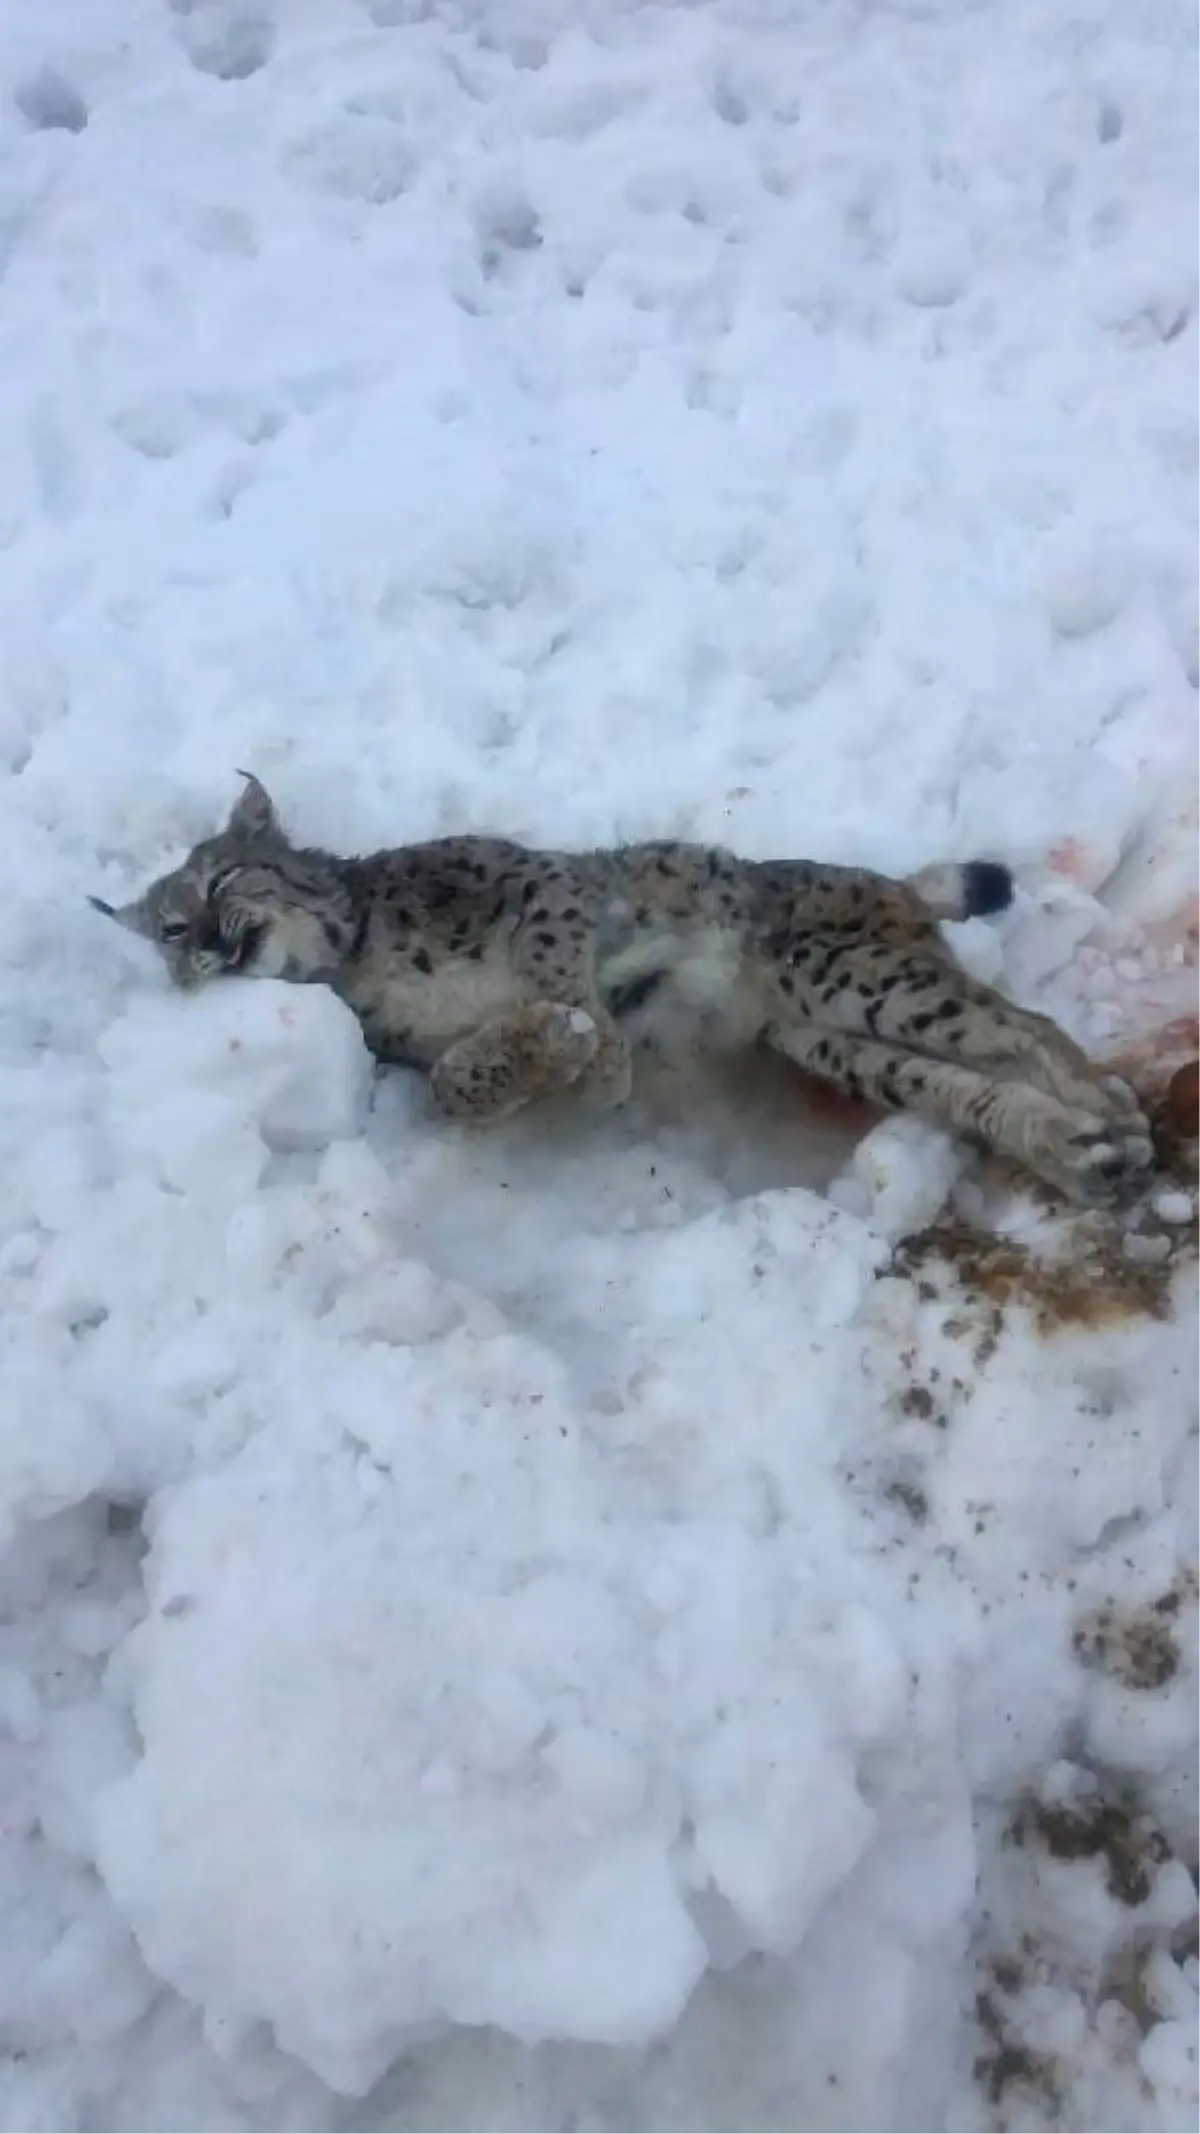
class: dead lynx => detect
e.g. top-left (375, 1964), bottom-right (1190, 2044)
top-left (91, 773), bottom-right (1155, 1206)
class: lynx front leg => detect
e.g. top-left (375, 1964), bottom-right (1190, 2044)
top-left (430, 1002), bottom-right (600, 1124)
top-left (763, 1020), bottom-right (1156, 1207)
top-left (509, 882), bottom-right (633, 1109)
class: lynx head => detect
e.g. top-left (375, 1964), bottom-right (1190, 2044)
top-left (90, 774), bottom-right (358, 990)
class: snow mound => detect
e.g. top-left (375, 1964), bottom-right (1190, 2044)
top-left (94, 1194), bottom-right (919, 2094)
top-left (98, 982), bottom-right (374, 1191)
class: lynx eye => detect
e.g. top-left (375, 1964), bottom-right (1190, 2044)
top-left (159, 919), bottom-right (189, 943)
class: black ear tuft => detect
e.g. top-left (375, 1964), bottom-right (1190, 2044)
top-left (88, 895), bottom-right (116, 916)
top-left (961, 860), bottom-right (1015, 918)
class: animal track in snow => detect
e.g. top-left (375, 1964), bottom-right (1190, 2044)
top-left (473, 185), bottom-right (542, 280)
top-left (207, 461), bottom-right (260, 520)
top-left (284, 115), bottom-right (414, 204)
top-left (358, 0), bottom-right (436, 24)
top-left (111, 388), bottom-right (287, 462)
top-left (14, 67), bottom-right (88, 134)
top-left (186, 204), bottom-right (259, 259)
top-left (177, 7), bottom-right (275, 81)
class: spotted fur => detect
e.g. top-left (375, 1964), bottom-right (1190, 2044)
top-left (91, 775), bottom-right (1156, 1206)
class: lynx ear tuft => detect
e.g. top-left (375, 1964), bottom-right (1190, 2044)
top-left (227, 771), bottom-right (284, 841)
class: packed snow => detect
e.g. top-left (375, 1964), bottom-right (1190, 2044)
top-left (0, 0), bottom-right (1196, 2129)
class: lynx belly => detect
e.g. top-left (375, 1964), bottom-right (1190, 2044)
top-left (599, 924), bottom-right (760, 1056)
top-left (343, 937), bottom-right (525, 1066)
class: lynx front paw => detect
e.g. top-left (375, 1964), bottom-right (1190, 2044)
top-left (428, 1001), bottom-right (602, 1125)
top-left (574, 1021), bottom-right (634, 1110)
top-left (527, 1002), bottom-right (601, 1079)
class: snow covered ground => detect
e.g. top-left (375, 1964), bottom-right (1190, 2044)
top-left (0, 0), bottom-right (1196, 2127)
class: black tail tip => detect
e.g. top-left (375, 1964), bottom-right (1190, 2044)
top-left (962, 860), bottom-right (1015, 919)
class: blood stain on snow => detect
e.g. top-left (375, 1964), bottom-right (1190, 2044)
top-left (786, 1067), bottom-right (878, 1134)
top-left (1046, 834), bottom-right (1096, 883)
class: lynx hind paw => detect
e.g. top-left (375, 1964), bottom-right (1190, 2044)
top-left (1045, 1104), bottom-right (1158, 1208)
top-left (1097, 1072), bottom-right (1146, 1120)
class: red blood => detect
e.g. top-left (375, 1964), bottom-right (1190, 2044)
top-left (790, 1070), bottom-right (877, 1133)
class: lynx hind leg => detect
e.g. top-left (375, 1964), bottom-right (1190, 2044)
top-left (777, 928), bottom-right (1143, 1129)
top-left (430, 1002), bottom-right (600, 1124)
top-left (764, 1021), bottom-right (1156, 1207)
top-left (935, 978), bottom-right (1139, 1121)
top-left (974, 997), bottom-right (1153, 1152)
top-left (902, 920), bottom-right (1145, 1131)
